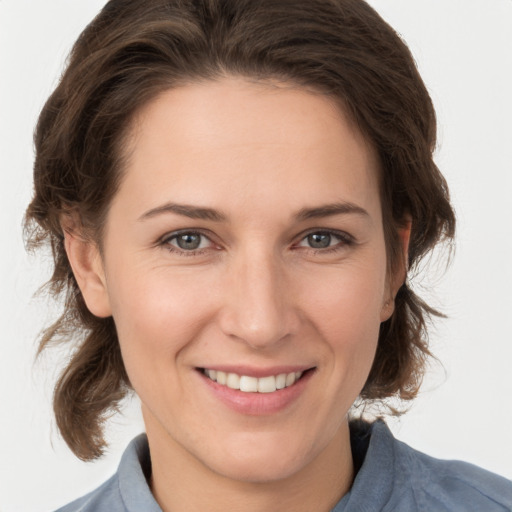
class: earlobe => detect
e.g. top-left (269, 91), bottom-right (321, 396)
top-left (395, 218), bottom-right (412, 291)
top-left (380, 298), bottom-right (395, 322)
top-left (381, 218), bottom-right (412, 322)
top-left (63, 226), bottom-right (112, 318)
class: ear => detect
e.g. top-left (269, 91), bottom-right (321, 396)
top-left (62, 220), bottom-right (112, 318)
top-left (380, 218), bottom-right (412, 322)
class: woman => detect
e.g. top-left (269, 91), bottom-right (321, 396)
top-left (24, 0), bottom-right (512, 510)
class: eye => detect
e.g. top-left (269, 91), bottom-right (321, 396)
top-left (163, 231), bottom-right (213, 252)
top-left (305, 232), bottom-right (334, 249)
top-left (296, 230), bottom-right (353, 251)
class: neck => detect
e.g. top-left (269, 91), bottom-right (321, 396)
top-left (146, 419), bottom-right (354, 512)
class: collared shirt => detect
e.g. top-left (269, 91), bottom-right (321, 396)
top-left (55, 421), bottom-right (512, 511)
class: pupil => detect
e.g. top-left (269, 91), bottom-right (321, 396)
top-left (177, 233), bottom-right (201, 250)
top-left (308, 233), bottom-right (331, 249)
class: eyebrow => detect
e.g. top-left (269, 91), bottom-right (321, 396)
top-left (295, 202), bottom-right (369, 221)
top-left (138, 201), bottom-right (369, 223)
top-left (138, 203), bottom-right (227, 222)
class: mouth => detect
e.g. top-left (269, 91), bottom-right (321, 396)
top-left (197, 366), bottom-right (316, 415)
top-left (198, 368), bottom-right (313, 393)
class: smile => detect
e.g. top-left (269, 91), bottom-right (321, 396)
top-left (201, 368), bottom-right (304, 393)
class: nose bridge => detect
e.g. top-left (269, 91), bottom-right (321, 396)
top-left (220, 243), bottom-right (294, 348)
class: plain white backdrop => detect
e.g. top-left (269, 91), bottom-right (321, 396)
top-left (1, 0), bottom-right (511, 510)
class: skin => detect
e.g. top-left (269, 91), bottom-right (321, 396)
top-left (65, 78), bottom-right (408, 512)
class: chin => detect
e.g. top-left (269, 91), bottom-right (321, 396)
top-left (202, 432), bottom-right (317, 484)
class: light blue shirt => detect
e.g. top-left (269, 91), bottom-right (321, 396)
top-left (55, 421), bottom-right (512, 511)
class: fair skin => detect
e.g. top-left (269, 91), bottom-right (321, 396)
top-left (65, 78), bottom-right (408, 512)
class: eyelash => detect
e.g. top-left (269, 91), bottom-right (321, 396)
top-left (160, 228), bottom-right (355, 257)
top-left (295, 229), bottom-right (355, 254)
top-left (161, 230), bottom-right (215, 257)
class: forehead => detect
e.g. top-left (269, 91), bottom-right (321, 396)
top-left (115, 78), bottom-right (381, 223)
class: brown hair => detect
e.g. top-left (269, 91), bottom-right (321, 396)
top-left (25, 0), bottom-right (455, 460)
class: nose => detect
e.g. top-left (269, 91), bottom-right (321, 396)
top-left (218, 247), bottom-right (298, 349)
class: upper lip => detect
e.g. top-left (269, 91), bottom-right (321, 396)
top-left (197, 365), bottom-right (315, 378)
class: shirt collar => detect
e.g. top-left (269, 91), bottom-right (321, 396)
top-left (117, 421), bottom-right (395, 512)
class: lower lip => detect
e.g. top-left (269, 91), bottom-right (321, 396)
top-left (199, 370), bottom-right (314, 416)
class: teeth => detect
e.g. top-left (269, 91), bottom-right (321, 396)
top-left (226, 373), bottom-right (240, 390)
top-left (285, 372), bottom-right (296, 387)
top-left (240, 376), bottom-right (258, 392)
top-left (203, 369), bottom-right (303, 393)
top-left (258, 376), bottom-right (276, 393)
top-left (275, 373), bottom-right (286, 390)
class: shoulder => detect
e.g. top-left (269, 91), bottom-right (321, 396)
top-left (343, 420), bottom-right (512, 512)
top-left (53, 434), bottom-right (161, 512)
top-left (389, 424), bottom-right (512, 511)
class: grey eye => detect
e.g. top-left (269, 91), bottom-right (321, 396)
top-left (175, 233), bottom-right (203, 250)
top-left (307, 232), bottom-right (332, 249)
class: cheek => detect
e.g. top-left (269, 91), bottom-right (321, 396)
top-left (302, 260), bottom-right (386, 329)
top-left (106, 266), bottom-right (218, 380)
top-left (299, 259), bottom-right (386, 370)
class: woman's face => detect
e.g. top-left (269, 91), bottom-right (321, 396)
top-left (80, 78), bottom-right (398, 483)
